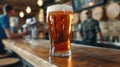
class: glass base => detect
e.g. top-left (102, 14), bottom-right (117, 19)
top-left (50, 51), bottom-right (71, 57)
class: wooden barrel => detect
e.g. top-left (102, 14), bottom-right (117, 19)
top-left (80, 10), bottom-right (88, 22)
top-left (0, 58), bottom-right (19, 66)
top-left (106, 3), bottom-right (120, 19)
top-left (92, 7), bottom-right (104, 21)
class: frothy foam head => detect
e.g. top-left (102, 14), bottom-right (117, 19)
top-left (47, 4), bottom-right (73, 13)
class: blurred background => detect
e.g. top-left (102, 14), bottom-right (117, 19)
top-left (0, 0), bottom-right (120, 42)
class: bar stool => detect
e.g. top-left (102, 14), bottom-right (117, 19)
top-left (0, 58), bottom-right (19, 67)
top-left (0, 54), bottom-right (10, 58)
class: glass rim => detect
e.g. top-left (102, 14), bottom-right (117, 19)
top-left (47, 4), bottom-right (73, 13)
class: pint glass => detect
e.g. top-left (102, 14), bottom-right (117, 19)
top-left (47, 4), bottom-right (73, 57)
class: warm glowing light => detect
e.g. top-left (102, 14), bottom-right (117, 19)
top-left (19, 11), bottom-right (24, 18)
top-left (89, 2), bottom-right (94, 6)
top-left (38, 9), bottom-right (44, 22)
top-left (26, 6), bottom-right (31, 13)
top-left (37, 0), bottom-right (43, 6)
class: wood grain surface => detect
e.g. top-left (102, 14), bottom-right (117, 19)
top-left (3, 39), bottom-right (120, 67)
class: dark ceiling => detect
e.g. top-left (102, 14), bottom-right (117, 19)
top-left (0, 0), bottom-right (70, 10)
top-left (0, 0), bottom-right (47, 12)
top-left (0, 0), bottom-right (71, 16)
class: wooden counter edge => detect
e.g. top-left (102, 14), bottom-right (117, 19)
top-left (2, 39), bottom-right (57, 67)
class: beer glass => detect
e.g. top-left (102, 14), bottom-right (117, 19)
top-left (47, 4), bottom-right (73, 57)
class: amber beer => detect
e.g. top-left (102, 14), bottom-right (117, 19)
top-left (47, 5), bottom-right (73, 57)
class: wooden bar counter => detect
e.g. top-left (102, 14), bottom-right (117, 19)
top-left (2, 39), bottom-right (120, 67)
